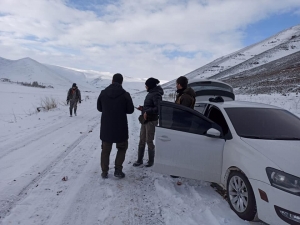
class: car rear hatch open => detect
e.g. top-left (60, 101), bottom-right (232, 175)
top-left (188, 79), bottom-right (235, 113)
top-left (188, 79), bottom-right (235, 101)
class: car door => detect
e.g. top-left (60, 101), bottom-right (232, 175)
top-left (153, 101), bottom-right (225, 183)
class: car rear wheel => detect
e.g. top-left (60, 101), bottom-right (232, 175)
top-left (227, 171), bottom-right (257, 221)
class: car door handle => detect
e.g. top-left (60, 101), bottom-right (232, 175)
top-left (158, 135), bottom-right (171, 141)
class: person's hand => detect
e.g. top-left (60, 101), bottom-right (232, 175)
top-left (143, 112), bottom-right (147, 120)
top-left (79, 100), bottom-right (81, 104)
top-left (67, 100), bottom-right (69, 105)
top-left (136, 105), bottom-right (143, 111)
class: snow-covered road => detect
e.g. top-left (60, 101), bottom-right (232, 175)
top-left (0, 84), bottom-right (282, 224)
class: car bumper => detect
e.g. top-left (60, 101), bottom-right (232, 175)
top-left (250, 179), bottom-right (300, 225)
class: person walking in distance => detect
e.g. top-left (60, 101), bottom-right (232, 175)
top-left (67, 83), bottom-right (81, 117)
top-left (133, 78), bottom-right (164, 167)
top-left (97, 73), bottom-right (134, 179)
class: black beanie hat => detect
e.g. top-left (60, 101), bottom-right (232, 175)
top-left (145, 77), bottom-right (160, 90)
top-left (113, 73), bottom-right (123, 84)
top-left (72, 83), bottom-right (77, 87)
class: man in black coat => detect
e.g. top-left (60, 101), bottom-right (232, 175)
top-left (97, 73), bottom-right (134, 179)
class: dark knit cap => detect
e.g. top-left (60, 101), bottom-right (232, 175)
top-left (145, 77), bottom-right (160, 90)
top-left (113, 73), bottom-right (123, 84)
top-left (72, 83), bottom-right (77, 87)
top-left (176, 76), bottom-right (188, 89)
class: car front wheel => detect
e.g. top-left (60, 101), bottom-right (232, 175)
top-left (227, 171), bottom-right (257, 221)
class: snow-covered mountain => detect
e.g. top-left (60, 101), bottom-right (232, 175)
top-left (0, 57), bottom-right (145, 92)
top-left (0, 57), bottom-right (72, 89)
top-left (222, 50), bottom-right (300, 94)
top-left (162, 24), bottom-right (300, 94)
top-left (44, 64), bottom-right (147, 91)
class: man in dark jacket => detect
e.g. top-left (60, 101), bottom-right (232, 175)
top-left (133, 77), bottom-right (164, 167)
top-left (97, 73), bottom-right (134, 179)
top-left (67, 83), bottom-right (81, 117)
top-left (171, 76), bottom-right (196, 179)
top-left (175, 76), bottom-right (196, 108)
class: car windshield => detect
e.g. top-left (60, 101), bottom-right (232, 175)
top-left (225, 108), bottom-right (300, 140)
top-left (188, 81), bottom-right (233, 93)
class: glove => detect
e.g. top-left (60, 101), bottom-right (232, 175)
top-left (79, 100), bottom-right (81, 104)
top-left (136, 105), bottom-right (143, 111)
top-left (67, 100), bottom-right (69, 105)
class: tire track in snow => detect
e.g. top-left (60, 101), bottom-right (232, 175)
top-left (40, 135), bottom-right (105, 225)
top-left (0, 120), bottom-right (100, 222)
top-left (125, 172), bottom-right (165, 225)
top-left (0, 108), bottom-right (97, 160)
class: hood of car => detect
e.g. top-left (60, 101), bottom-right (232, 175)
top-left (241, 138), bottom-right (300, 177)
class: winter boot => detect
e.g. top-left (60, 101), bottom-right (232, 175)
top-left (133, 147), bottom-right (145, 167)
top-left (70, 109), bottom-right (72, 117)
top-left (145, 149), bottom-right (155, 167)
top-left (114, 169), bottom-right (125, 178)
top-left (74, 108), bottom-right (77, 116)
top-left (101, 172), bottom-right (108, 179)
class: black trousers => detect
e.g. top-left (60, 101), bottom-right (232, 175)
top-left (101, 141), bottom-right (128, 173)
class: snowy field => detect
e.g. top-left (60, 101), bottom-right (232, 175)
top-left (0, 82), bottom-right (299, 225)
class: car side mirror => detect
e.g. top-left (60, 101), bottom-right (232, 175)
top-left (206, 128), bottom-right (221, 137)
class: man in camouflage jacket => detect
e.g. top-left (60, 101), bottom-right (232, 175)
top-left (67, 83), bottom-right (81, 116)
top-left (175, 76), bottom-right (196, 109)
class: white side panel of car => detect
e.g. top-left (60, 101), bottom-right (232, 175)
top-left (221, 138), bottom-right (281, 185)
top-left (154, 127), bottom-right (225, 183)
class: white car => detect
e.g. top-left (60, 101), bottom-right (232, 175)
top-left (153, 97), bottom-right (300, 225)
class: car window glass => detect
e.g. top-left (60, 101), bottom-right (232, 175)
top-left (225, 108), bottom-right (300, 139)
top-left (207, 107), bottom-right (230, 136)
top-left (194, 103), bottom-right (207, 114)
top-left (159, 105), bottom-right (213, 135)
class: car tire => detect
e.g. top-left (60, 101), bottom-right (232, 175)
top-left (226, 171), bottom-right (257, 221)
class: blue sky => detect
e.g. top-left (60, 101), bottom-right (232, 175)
top-left (0, 0), bottom-right (300, 80)
top-left (244, 12), bottom-right (300, 46)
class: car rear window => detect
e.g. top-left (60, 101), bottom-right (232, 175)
top-left (225, 108), bottom-right (300, 140)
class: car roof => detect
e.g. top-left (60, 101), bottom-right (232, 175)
top-left (201, 100), bottom-right (281, 109)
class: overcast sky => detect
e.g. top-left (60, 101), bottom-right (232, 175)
top-left (1, 0), bottom-right (300, 81)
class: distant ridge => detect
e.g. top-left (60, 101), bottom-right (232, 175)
top-left (0, 57), bottom-right (72, 89)
top-left (0, 57), bottom-right (145, 91)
